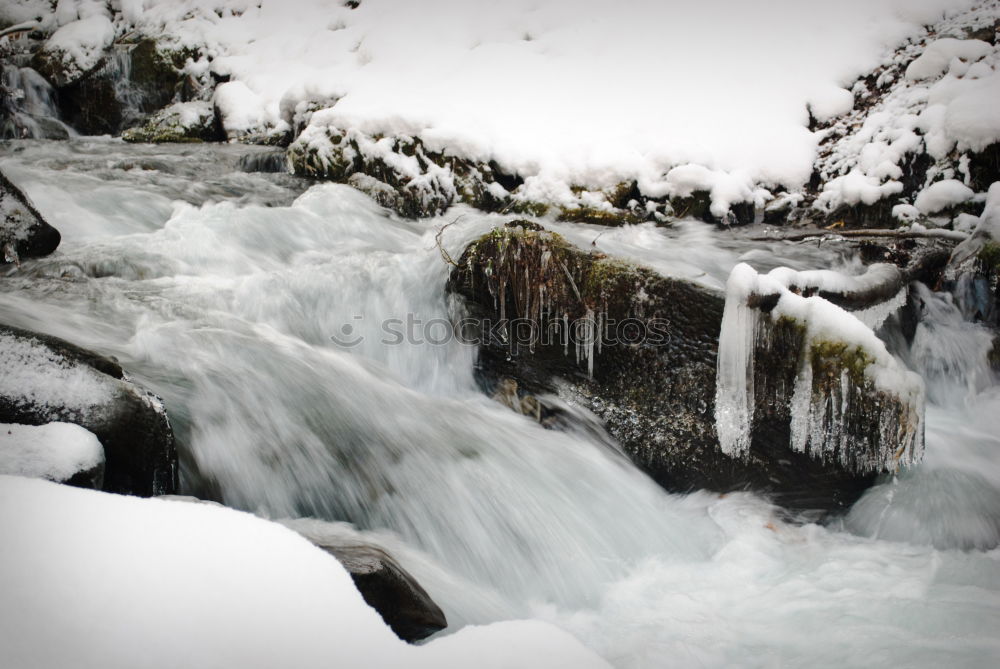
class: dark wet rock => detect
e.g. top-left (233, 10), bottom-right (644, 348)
top-left (56, 39), bottom-right (194, 136)
top-left (447, 222), bottom-right (923, 510)
top-left (310, 540), bottom-right (447, 643)
top-left (1, 168), bottom-right (60, 264)
top-left (63, 459), bottom-right (106, 490)
top-left (0, 324), bottom-right (177, 497)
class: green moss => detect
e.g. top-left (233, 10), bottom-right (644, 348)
top-left (558, 206), bottom-right (644, 226)
top-left (507, 200), bottom-right (549, 217)
top-left (809, 340), bottom-right (875, 386)
top-left (582, 257), bottom-right (637, 298)
top-left (978, 241), bottom-right (1000, 273)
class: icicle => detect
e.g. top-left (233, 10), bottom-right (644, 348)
top-left (788, 352), bottom-right (813, 454)
top-left (714, 263), bottom-right (760, 458)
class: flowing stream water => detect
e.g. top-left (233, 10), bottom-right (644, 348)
top-left (1, 139), bottom-right (998, 668)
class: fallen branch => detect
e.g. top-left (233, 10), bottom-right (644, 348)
top-left (747, 228), bottom-right (968, 243)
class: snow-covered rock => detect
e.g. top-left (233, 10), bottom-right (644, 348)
top-left (0, 475), bottom-right (611, 669)
top-left (0, 422), bottom-right (104, 488)
top-left (31, 15), bottom-right (114, 88)
top-left (122, 100), bottom-right (220, 143)
top-left (0, 324), bottom-right (176, 496)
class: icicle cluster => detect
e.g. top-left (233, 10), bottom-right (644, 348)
top-left (714, 263), bottom-right (761, 458)
top-left (715, 262), bottom-right (925, 473)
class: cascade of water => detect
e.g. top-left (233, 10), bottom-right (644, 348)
top-left (0, 64), bottom-right (73, 139)
top-left (1, 141), bottom-right (998, 668)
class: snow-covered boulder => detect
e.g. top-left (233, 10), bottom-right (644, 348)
top-left (1, 168), bottom-right (60, 265)
top-left (0, 476), bottom-right (611, 669)
top-left (122, 100), bottom-right (220, 143)
top-left (448, 222), bottom-right (924, 510)
top-left (0, 422), bottom-right (104, 489)
top-left (0, 325), bottom-right (176, 496)
top-left (30, 15), bottom-right (114, 88)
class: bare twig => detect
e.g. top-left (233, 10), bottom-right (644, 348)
top-left (434, 216), bottom-right (464, 267)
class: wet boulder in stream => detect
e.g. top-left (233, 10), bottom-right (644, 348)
top-left (446, 222), bottom-right (925, 510)
top-left (1, 169), bottom-right (60, 265)
top-left (0, 325), bottom-right (177, 496)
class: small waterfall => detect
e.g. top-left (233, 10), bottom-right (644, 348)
top-left (238, 149), bottom-right (289, 173)
top-left (0, 64), bottom-right (74, 139)
top-left (106, 44), bottom-right (146, 130)
top-left (907, 282), bottom-right (995, 408)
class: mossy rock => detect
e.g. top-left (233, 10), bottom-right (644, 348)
top-left (558, 206), bottom-right (645, 226)
top-left (447, 223), bottom-right (918, 510)
top-left (122, 102), bottom-right (222, 144)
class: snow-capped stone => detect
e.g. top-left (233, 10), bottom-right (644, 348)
top-left (32, 15), bottom-right (114, 87)
top-left (0, 422), bottom-right (104, 486)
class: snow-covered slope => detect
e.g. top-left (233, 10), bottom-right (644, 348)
top-left (11, 0), bottom-right (992, 214)
top-left (0, 475), bottom-right (610, 669)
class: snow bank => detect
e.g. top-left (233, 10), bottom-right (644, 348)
top-left (110, 0), bottom-right (978, 206)
top-left (0, 423), bottom-right (103, 481)
top-left (0, 475), bottom-right (610, 669)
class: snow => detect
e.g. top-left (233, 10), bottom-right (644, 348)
top-left (213, 81), bottom-right (267, 138)
top-left (914, 178), bottom-right (975, 213)
top-left (41, 14), bottom-right (115, 83)
top-left (0, 331), bottom-right (111, 417)
top-left (0, 422), bottom-right (103, 482)
top-left (814, 4), bottom-right (1000, 215)
top-left (923, 68), bottom-right (1000, 156)
top-left (100, 0), bottom-right (980, 210)
top-left (0, 475), bottom-right (611, 669)
top-left (905, 38), bottom-right (993, 81)
top-left (816, 169), bottom-right (905, 211)
top-left (0, 1), bottom-right (57, 31)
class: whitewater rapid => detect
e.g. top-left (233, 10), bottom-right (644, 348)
top-left (1, 139), bottom-right (998, 668)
